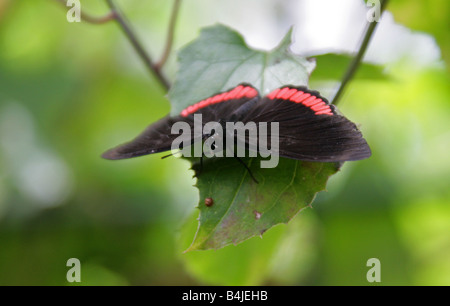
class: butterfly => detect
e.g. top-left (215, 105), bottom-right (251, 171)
top-left (102, 83), bottom-right (371, 163)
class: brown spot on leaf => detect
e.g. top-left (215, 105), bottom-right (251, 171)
top-left (254, 210), bottom-right (262, 220)
top-left (205, 197), bottom-right (214, 207)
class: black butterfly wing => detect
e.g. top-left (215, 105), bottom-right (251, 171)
top-left (102, 84), bottom-right (260, 160)
top-left (238, 86), bottom-right (371, 162)
top-left (101, 115), bottom-right (191, 160)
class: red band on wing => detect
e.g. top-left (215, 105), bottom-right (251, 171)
top-left (279, 88), bottom-right (298, 100)
top-left (180, 85), bottom-right (258, 117)
top-left (302, 96), bottom-right (318, 106)
top-left (267, 88), bottom-right (280, 99)
top-left (267, 87), bottom-right (334, 116)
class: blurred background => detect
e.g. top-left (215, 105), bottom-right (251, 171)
top-left (0, 0), bottom-right (448, 285)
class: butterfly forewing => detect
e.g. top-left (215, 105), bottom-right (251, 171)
top-left (238, 86), bottom-right (371, 162)
top-left (102, 84), bottom-right (260, 160)
top-left (101, 115), bottom-right (191, 160)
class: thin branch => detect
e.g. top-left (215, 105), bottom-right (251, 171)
top-left (56, 0), bottom-right (171, 90)
top-left (105, 0), bottom-right (171, 90)
top-left (155, 0), bottom-right (182, 70)
top-left (331, 0), bottom-right (389, 105)
top-left (55, 0), bottom-right (115, 24)
top-left (81, 11), bottom-right (116, 24)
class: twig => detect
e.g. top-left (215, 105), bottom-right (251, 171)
top-left (105, 0), bottom-right (171, 90)
top-left (81, 11), bottom-right (116, 24)
top-left (331, 0), bottom-right (389, 105)
top-left (155, 0), bottom-right (182, 70)
top-left (56, 0), bottom-right (173, 90)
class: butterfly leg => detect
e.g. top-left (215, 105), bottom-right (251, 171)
top-left (234, 157), bottom-right (259, 184)
top-left (192, 156), bottom-right (203, 178)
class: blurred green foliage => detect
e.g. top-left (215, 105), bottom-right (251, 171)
top-left (0, 0), bottom-right (449, 285)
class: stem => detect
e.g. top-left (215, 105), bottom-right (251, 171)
top-left (331, 0), bottom-right (388, 105)
top-left (105, 0), bottom-right (170, 90)
top-left (155, 0), bottom-right (182, 70)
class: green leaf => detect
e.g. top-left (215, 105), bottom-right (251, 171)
top-left (309, 53), bottom-right (387, 82)
top-left (178, 209), bottom-right (289, 285)
top-left (168, 24), bottom-right (315, 115)
top-left (169, 24), bottom-right (341, 251)
top-left (387, 0), bottom-right (450, 67)
top-left (185, 157), bottom-right (339, 251)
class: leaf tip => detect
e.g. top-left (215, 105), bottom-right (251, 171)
top-left (278, 26), bottom-right (294, 50)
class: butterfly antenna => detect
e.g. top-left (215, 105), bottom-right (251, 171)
top-left (161, 151), bottom-right (181, 159)
top-left (234, 157), bottom-right (259, 184)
